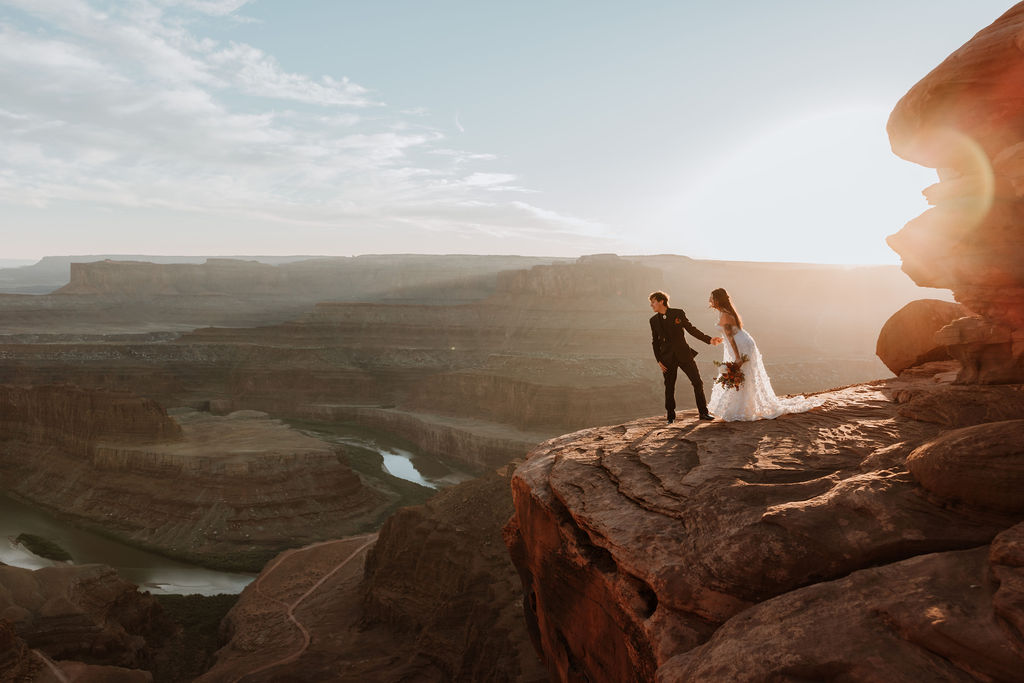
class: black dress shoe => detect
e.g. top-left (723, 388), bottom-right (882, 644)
top-left (698, 413), bottom-right (714, 421)
top-left (667, 413), bottom-right (676, 424)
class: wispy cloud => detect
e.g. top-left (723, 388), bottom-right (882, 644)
top-left (0, 0), bottom-right (608, 251)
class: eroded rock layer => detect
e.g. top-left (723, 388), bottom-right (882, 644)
top-left (658, 530), bottom-right (1024, 682)
top-left (0, 562), bottom-right (171, 679)
top-left (887, 3), bottom-right (1024, 382)
top-left (907, 418), bottom-right (1024, 513)
top-left (0, 386), bottom-right (392, 571)
top-left (504, 367), bottom-right (1024, 682)
top-left (198, 471), bottom-right (546, 682)
top-left (0, 254), bottom-right (938, 461)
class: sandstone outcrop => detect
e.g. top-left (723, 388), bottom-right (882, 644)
top-left (504, 365), bottom-right (1024, 681)
top-left (907, 418), bottom-right (1024, 513)
top-left (0, 384), bottom-right (182, 448)
top-left (876, 298), bottom-right (966, 374)
top-left (887, 3), bottom-right (1024, 383)
top-left (0, 562), bottom-right (171, 676)
top-left (199, 470), bottom-right (546, 682)
top-left (657, 533), bottom-right (1024, 682)
top-left (0, 386), bottom-right (393, 571)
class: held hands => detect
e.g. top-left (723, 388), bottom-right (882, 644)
top-left (658, 361), bottom-right (668, 373)
top-left (710, 337), bottom-right (724, 346)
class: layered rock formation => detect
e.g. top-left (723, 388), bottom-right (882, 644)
top-left (0, 562), bottom-right (172, 681)
top-left (0, 254), bottom-right (561, 333)
top-left (0, 386), bottom-right (393, 571)
top-left (887, 3), bottom-right (1024, 383)
top-left (504, 365), bottom-right (1024, 681)
top-left (658, 523), bottom-right (1024, 682)
top-left (0, 254), bottom-right (938, 472)
top-left (0, 384), bottom-right (183, 448)
top-left (198, 470), bottom-right (546, 682)
top-left (56, 254), bottom-right (559, 301)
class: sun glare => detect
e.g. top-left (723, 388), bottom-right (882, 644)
top-left (652, 107), bottom-right (940, 264)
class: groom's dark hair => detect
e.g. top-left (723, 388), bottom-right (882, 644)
top-left (649, 291), bottom-right (669, 304)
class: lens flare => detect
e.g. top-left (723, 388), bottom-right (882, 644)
top-left (886, 127), bottom-right (995, 288)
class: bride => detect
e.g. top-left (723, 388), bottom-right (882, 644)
top-left (707, 288), bottom-right (824, 422)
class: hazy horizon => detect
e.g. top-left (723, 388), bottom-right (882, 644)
top-left (0, 251), bottom-right (935, 270)
top-left (2, 1), bottom-right (1013, 264)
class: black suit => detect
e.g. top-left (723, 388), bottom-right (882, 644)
top-left (649, 307), bottom-right (712, 419)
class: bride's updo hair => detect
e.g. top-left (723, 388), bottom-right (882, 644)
top-left (710, 288), bottom-right (743, 329)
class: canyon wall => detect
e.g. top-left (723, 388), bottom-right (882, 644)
top-left (198, 470), bottom-right (547, 682)
top-left (0, 387), bottom-right (396, 571)
top-left (0, 562), bottom-right (173, 681)
top-left (0, 384), bottom-right (181, 449)
top-left (299, 405), bottom-right (548, 470)
top-left (887, 3), bottom-right (1024, 383)
top-left (56, 254), bottom-right (561, 301)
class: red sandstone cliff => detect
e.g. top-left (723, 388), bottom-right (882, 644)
top-left (504, 367), bottom-right (1024, 681)
top-left (887, 3), bottom-right (1024, 383)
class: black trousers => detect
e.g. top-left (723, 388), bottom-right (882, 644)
top-left (663, 353), bottom-right (709, 417)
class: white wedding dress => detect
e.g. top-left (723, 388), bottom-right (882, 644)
top-left (708, 325), bottom-right (825, 422)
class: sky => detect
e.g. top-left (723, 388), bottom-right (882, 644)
top-left (0, 0), bottom-right (1016, 263)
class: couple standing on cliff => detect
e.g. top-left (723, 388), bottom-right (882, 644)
top-left (648, 289), bottom-right (823, 422)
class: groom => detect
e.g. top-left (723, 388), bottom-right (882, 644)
top-left (648, 291), bottom-right (721, 423)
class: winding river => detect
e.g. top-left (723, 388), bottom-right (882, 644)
top-left (1, 424), bottom-right (469, 594)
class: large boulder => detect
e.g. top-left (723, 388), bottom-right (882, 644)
top-left (887, 3), bottom-right (1024, 383)
top-left (907, 419), bottom-right (1024, 513)
top-left (876, 298), bottom-right (966, 375)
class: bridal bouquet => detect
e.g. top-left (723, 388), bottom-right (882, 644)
top-left (713, 354), bottom-right (749, 390)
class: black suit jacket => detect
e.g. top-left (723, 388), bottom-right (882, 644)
top-left (650, 307), bottom-right (712, 365)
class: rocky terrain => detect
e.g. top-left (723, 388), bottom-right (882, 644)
top-left (197, 469), bottom-right (547, 682)
top-left (504, 366), bottom-right (1024, 681)
top-left (0, 253), bottom-right (934, 471)
top-left (0, 385), bottom-right (399, 571)
top-left (0, 251), bottom-right (955, 681)
top-left (887, 3), bottom-right (1024, 383)
top-left (503, 6), bottom-right (1024, 680)
top-left (0, 561), bottom-right (173, 681)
